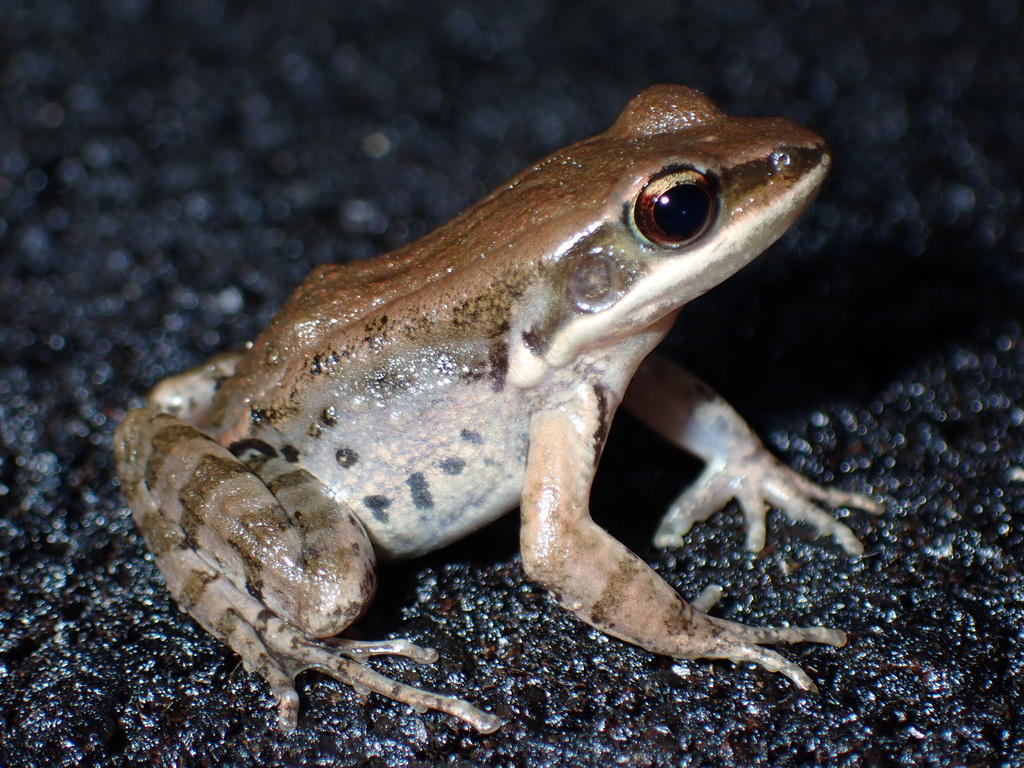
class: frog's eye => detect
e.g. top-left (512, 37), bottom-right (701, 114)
top-left (633, 168), bottom-right (715, 247)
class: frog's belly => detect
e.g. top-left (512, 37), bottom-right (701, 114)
top-left (276, 383), bottom-right (530, 560)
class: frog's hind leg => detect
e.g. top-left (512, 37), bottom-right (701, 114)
top-left (114, 409), bottom-right (502, 733)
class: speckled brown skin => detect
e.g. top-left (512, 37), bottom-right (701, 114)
top-left (114, 85), bottom-right (881, 733)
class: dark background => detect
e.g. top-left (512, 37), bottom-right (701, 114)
top-left (2, 1), bottom-right (1023, 766)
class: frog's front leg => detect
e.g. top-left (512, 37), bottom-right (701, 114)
top-left (114, 409), bottom-right (502, 733)
top-left (624, 354), bottom-right (884, 554)
top-left (519, 389), bottom-right (845, 692)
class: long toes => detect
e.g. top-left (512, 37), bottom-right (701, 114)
top-left (279, 634), bottom-right (501, 732)
top-left (846, 491), bottom-right (886, 515)
top-left (691, 584), bottom-right (724, 613)
top-left (327, 637), bottom-right (440, 664)
top-left (735, 492), bottom-right (770, 552)
top-left (274, 686), bottom-right (301, 732)
top-left (740, 644), bottom-right (817, 691)
top-left (708, 615), bottom-right (847, 648)
top-left (781, 499), bottom-right (864, 555)
top-left (256, 617), bottom-right (500, 732)
top-left (708, 640), bottom-right (819, 692)
top-left (655, 471), bottom-right (733, 547)
top-left (791, 474), bottom-right (885, 515)
top-left (318, 656), bottom-right (504, 733)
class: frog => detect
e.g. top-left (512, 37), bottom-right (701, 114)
top-left (114, 85), bottom-right (883, 733)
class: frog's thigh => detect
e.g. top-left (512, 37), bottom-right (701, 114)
top-left (115, 408), bottom-right (376, 638)
top-left (117, 408), bottom-right (505, 732)
top-left (519, 401), bottom-right (845, 692)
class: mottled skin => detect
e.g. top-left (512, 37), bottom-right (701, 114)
top-left (114, 86), bottom-right (883, 733)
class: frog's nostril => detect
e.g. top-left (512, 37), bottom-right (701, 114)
top-left (774, 142), bottom-right (830, 183)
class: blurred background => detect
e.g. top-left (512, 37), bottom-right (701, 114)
top-left (1, 1), bottom-right (1022, 765)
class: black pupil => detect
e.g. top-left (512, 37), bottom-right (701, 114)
top-left (653, 183), bottom-right (712, 239)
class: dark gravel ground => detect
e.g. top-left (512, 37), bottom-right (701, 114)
top-left (2, 1), bottom-right (1024, 766)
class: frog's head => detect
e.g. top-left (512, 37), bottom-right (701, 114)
top-left (507, 84), bottom-right (830, 388)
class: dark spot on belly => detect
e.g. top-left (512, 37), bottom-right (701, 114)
top-left (440, 457), bottom-right (465, 475)
top-left (321, 406), bottom-right (338, 426)
top-left (457, 365), bottom-right (486, 384)
top-left (487, 340), bottom-right (509, 392)
top-left (363, 495), bottom-right (391, 522)
top-left (281, 444), bottom-right (301, 463)
top-left (228, 439), bottom-right (279, 460)
top-left (369, 366), bottom-right (416, 396)
top-left (406, 472), bottom-right (434, 510)
top-left (521, 328), bottom-right (542, 354)
top-left (460, 429), bottom-right (483, 445)
top-left (336, 447), bottom-right (359, 468)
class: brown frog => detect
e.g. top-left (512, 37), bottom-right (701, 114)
top-left (114, 85), bottom-right (882, 732)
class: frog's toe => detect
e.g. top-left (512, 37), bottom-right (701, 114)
top-left (273, 683), bottom-right (302, 732)
top-left (681, 612), bottom-right (847, 693)
top-left (690, 584), bottom-right (725, 613)
top-left (324, 637), bottom-right (440, 665)
top-left (787, 471), bottom-right (886, 516)
top-left (774, 495), bottom-right (864, 555)
top-left (760, 467), bottom-right (879, 555)
top-left (654, 462), bottom-right (776, 552)
top-left (706, 640), bottom-right (821, 692)
top-left (653, 466), bottom-right (735, 547)
top-left (657, 447), bottom-right (881, 555)
top-left (254, 616), bottom-right (503, 732)
top-left (733, 488), bottom-right (771, 553)
top-left (706, 614), bottom-right (848, 649)
top-left (212, 601), bottom-right (500, 731)
top-left (299, 643), bottom-right (505, 733)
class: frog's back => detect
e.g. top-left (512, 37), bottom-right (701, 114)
top-left (205, 138), bottom-right (614, 439)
